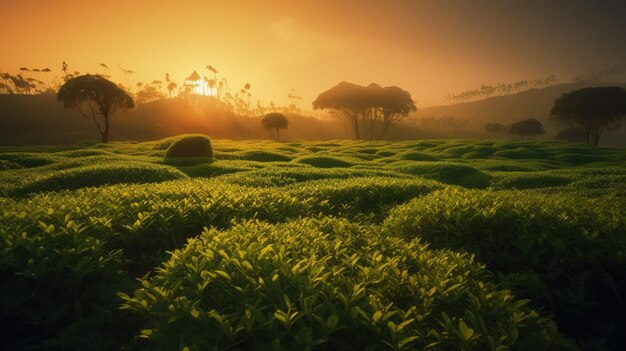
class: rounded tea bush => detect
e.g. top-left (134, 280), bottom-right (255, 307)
top-left (165, 135), bottom-right (214, 159)
top-left (384, 188), bottom-right (626, 346)
top-left (120, 218), bottom-right (572, 350)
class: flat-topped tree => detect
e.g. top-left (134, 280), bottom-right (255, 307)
top-left (57, 75), bottom-right (135, 143)
top-left (551, 86), bottom-right (626, 146)
top-left (261, 112), bottom-right (289, 141)
top-left (313, 81), bottom-right (415, 140)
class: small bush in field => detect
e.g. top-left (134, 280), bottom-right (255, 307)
top-left (165, 135), bottom-right (214, 158)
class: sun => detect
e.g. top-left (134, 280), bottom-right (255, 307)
top-left (193, 80), bottom-right (216, 96)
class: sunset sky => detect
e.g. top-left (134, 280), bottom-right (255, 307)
top-left (1, 0), bottom-right (625, 108)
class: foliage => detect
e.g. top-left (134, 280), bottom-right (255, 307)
top-left (508, 118), bottom-right (545, 139)
top-left (554, 127), bottom-right (586, 143)
top-left (313, 82), bottom-right (416, 140)
top-left (120, 217), bottom-right (571, 350)
top-left (484, 122), bottom-right (508, 134)
top-left (57, 74), bottom-right (135, 143)
top-left (390, 161), bottom-right (492, 188)
top-left (165, 134), bottom-right (214, 159)
top-left (385, 188), bottom-right (626, 347)
top-left (261, 113), bottom-right (289, 141)
top-left (551, 86), bottom-right (626, 146)
top-left (1, 137), bottom-right (625, 349)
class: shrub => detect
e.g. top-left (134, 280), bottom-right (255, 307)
top-left (0, 179), bottom-right (319, 348)
top-left (295, 156), bottom-right (355, 168)
top-left (0, 152), bottom-right (57, 168)
top-left (384, 188), bottom-right (626, 347)
top-left (287, 177), bottom-right (443, 222)
top-left (489, 172), bottom-right (572, 189)
top-left (0, 159), bottom-right (23, 170)
top-left (237, 150), bottom-right (292, 162)
top-left (120, 218), bottom-right (571, 350)
top-left (394, 151), bottom-right (439, 161)
top-left (390, 161), bottom-right (491, 188)
top-left (10, 162), bottom-right (188, 196)
top-left (164, 135), bottom-right (214, 159)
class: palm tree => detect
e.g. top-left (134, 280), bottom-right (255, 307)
top-left (167, 81), bottom-right (177, 98)
top-left (57, 75), bottom-right (135, 143)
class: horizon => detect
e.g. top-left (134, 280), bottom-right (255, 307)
top-left (2, 0), bottom-right (626, 108)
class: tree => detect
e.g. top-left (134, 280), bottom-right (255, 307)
top-left (550, 86), bottom-right (626, 146)
top-left (57, 75), bottom-right (135, 143)
top-left (554, 127), bottom-right (586, 143)
top-left (508, 118), bottom-right (545, 139)
top-left (484, 122), bottom-right (508, 134)
top-left (167, 81), bottom-right (177, 98)
top-left (313, 81), bottom-right (415, 140)
top-left (136, 84), bottom-right (166, 104)
top-left (260, 112), bottom-right (288, 141)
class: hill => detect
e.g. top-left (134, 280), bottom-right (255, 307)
top-left (413, 81), bottom-right (626, 147)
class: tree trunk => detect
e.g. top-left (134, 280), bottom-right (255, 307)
top-left (276, 128), bottom-right (280, 141)
top-left (101, 115), bottom-right (110, 143)
top-left (352, 115), bottom-right (360, 140)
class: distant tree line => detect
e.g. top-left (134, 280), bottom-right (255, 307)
top-left (481, 86), bottom-right (626, 146)
top-left (0, 61), bottom-right (304, 118)
top-left (445, 74), bottom-right (558, 104)
top-left (573, 66), bottom-right (621, 84)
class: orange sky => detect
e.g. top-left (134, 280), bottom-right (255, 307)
top-left (1, 0), bottom-right (625, 108)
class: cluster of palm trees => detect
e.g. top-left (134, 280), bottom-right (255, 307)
top-left (1, 61), bottom-right (305, 116)
top-left (444, 74), bottom-right (558, 104)
top-left (0, 67), bottom-right (54, 94)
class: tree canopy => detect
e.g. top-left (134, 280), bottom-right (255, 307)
top-left (312, 82), bottom-right (416, 140)
top-left (260, 112), bottom-right (289, 141)
top-left (508, 118), bottom-right (545, 139)
top-left (550, 86), bottom-right (626, 146)
top-left (57, 74), bottom-right (134, 143)
top-left (484, 122), bottom-right (508, 134)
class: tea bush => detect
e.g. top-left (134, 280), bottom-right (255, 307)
top-left (236, 150), bottom-right (293, 162)
top-left (295, 155), bottom-right (356, 168)
top-left (165, 135), bottom-right (214, 158)
top-left (390, 161), bottom-right (492, 188)
top-left (121, 218), bottom-right (572, 350)
top-left (384, 188), bottom-right (626, 347)
top-left (10, 162), bottom-right (188, 196)
top-left (0, 152), bottom-right (57, 167)
top-left (489, 172), bottom-right (572, 189)
top-left (287, 177), bottom-right (444, 222)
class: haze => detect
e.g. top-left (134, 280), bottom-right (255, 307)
top-left (1, 0), bottom-right (625, 107)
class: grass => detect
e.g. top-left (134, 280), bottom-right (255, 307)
top-left (0, 136), bottom-right (625, 350)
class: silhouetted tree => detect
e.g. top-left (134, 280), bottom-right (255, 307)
top-left (313, 81), bottom-right (415, 140)
top-left (261, 112), bottom-right (288, 141)
top-left (484, 122), bottom-right (508, 134)
top-left (117, 65), bottom-right (135, 91)
top-left (136, 84), bottom-right (166, 104)
top-left (551, 87), bottom-right (626, 146)
top-left (508, 118), bottom-right (545, 140)
top-left (57, 75), bottom-right (135, 143)
top-left (167, 81), bottom-right (177, 98)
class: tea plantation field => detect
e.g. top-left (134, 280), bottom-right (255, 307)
top-left (1, 136), bottom-right (625, 350)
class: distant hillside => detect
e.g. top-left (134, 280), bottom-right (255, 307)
top-left (0, 94), bottom-right (348, 145)
top-left (2, 84), bottom-right (626, 146)
top-left (413, 81), bottom-right (626, 147)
